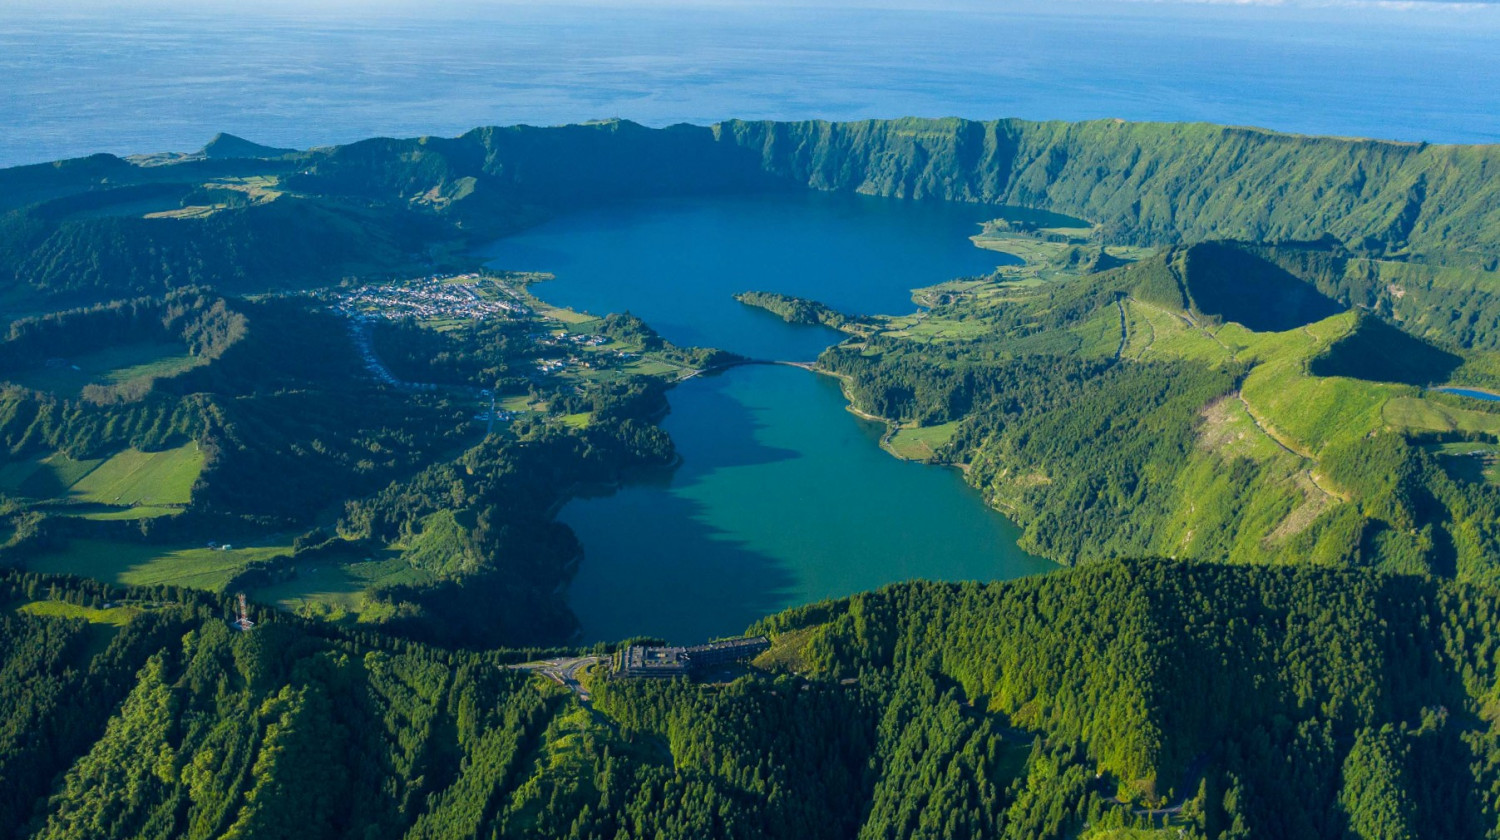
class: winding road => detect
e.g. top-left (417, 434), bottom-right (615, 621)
top-left (508, 655), bottom-right (605, 703)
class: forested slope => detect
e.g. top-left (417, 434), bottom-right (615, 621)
top-left (6, 116), bottom-right (1500, 311)
top-left (717, 118), bottom-right (1500, 257)
top-left (5, 559), bottom-right (1500, 840)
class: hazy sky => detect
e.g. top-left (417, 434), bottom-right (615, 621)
top-left (7, 0), bottom-right (1499, 10)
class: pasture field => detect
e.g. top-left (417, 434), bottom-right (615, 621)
top-left (68, 444), bottom-right (204, 507)
top-left (0, 452), bottom-right (103, 498)
top-left (887, 421), bottom-right (959, 461)
top-left (6, 340), bottom-right (203, 396)
top-left (26, 539), bottom-right (293, 592)
top-left (0, 443), bottom-right (204, 519)
top-left (252, 555), bottom-right (432, 617)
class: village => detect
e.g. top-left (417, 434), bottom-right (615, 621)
top-left (313, 270), bottom-right (682, 434)
top-left (326, 272), bottom-right (528, 322)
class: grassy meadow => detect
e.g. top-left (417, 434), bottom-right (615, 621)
top-left (7, 341), bottom-right (204, 397)
top-left (0, 443), bottom-right (204, 518)
top-left (26, 540), bottom-right (292, 592)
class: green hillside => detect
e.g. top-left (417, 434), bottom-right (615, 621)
top-left (2, 559), bottom-right (1499, 840)
top-left (67, 444), bottom-right (203, 507)
top-left (0, 444), bottom-right (203, 518)
top-left (6, 117), bottom-right (1500, 317)
top-left (717, 118), bottom-right (1500, 256)
top-left (821, 233), bottom-right (1500, 581)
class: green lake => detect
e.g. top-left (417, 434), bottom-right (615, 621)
top-left (485, 192), bottom-right (1059, 642)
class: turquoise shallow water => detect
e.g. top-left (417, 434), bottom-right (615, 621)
top-left (562, 365), bottom-right (1053, 643)
top-left (487, 193), bottom-right (1055, 643)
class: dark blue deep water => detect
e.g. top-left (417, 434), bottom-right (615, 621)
top-left (4, 1), bottom-right (1500, 168)
top-left (484, 192), bottom-right (1019, 360)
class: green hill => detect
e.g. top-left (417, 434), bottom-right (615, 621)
top-left (717, 118), bottom-right (1500, 257)
top-left (1309, 312), bottom-right (1464, 386)
top-left (2, 560), bottom-right (1498, 840)
top-left (7, 116), bottom-right (1500, 317)
top-left (199, 133), bottom-right (295, 160)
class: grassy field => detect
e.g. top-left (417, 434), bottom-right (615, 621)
top-left (1428, 441), bottom-right (1500, 486)
top-left (0, 443), bottom-right (204, 518)
top-left (499, 394), bottom-right (539, 412)
top-left (0, 451), bottom-right (102, 498)
top-left (252, 555), bottom-right (432, 617)
top-left (27, 539), bottom-right (293, 592)
top-left (878, 313), bottom-right (994, 343)
top-left (67, 444), bottom-right (204, 507)
top-left (15, 599), bottom-right (141, 626)
top-left (6, 341), bottom-right (203, 396)
top-left (887, 421), bottom-right (959, 461)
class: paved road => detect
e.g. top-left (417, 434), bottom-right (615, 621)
top-left (509, 656), bottom-right (604, 703)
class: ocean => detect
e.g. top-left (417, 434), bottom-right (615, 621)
top-left (3, 0), bottom-right (1499, 168)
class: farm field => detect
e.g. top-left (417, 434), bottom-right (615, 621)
top-left (887, 421), bottom-right (959, 461)
top-left (0, 443), bottom-right (204, 517)
top-left (6, 341), bottom-right (204, 396)
top-left (26, 539), bottom-right (292, 592)
top-left (252, 555), bottom-right (433, 617)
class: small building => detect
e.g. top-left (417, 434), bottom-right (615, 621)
top-left (614, 636), bottom-right (770, 679)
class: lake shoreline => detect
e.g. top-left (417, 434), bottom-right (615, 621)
top-left (489, 193), bottom-right (1054, 642)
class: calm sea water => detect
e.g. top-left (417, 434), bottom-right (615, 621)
top-left (486, 193), bottom-right (1052, 642)
top-left (4, 2), bottom-right (1500, 168)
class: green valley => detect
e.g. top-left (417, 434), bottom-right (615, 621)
top-left (6, 115), bottom-right (1500, 839)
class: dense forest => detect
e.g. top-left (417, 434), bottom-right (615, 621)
top-left (3, 559), bottom-right (1500, 840)
top-left (733, 291), bottom-right (867, 330)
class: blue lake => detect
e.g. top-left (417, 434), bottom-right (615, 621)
top-left (486, 193), bottom-right (1054, 642)
top-left (1437, 387), bottom-right (1500, 402)
top-left (484, 192), bottom-right (1027, 360)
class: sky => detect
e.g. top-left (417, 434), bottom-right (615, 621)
top-left (7, 0), bottom-right (1499, 9)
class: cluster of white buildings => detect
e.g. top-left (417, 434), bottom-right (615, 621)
top-left (330, 274), bottom-right (527, 322)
